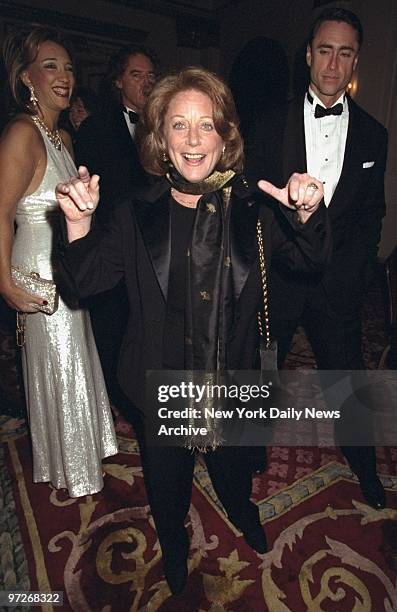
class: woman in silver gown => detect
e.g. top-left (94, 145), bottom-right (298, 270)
top-left (0, 25), bottom-right (118, 497)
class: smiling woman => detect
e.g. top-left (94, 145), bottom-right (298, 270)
top-left (0, 25), bottom-right (118, 498)
top-left (21, 41), bottom-right (74, 113)
top-left (163, 89), bottom-right (224, 187)
top-left (55, 66), bottom-right (330, 595)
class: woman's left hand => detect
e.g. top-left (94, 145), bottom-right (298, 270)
top-left (258, 173), bottom-right (323, 224)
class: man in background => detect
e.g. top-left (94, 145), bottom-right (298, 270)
top-left (247, 7), bottom-right (388, 509)
top-left (76, 44), bottom-right (158, 219)
top-left (75, 45), bottom-right (158, 411)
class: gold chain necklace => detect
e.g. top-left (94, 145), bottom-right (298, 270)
top-left (171, 187), bottom-right (198, 208)
top-left (32, 115), bottom-right (62, 150)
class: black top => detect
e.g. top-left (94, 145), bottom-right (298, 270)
top-left (162, 198), bottom-right (196, 369)
top-left (59, 176), bottom-right (330, 409)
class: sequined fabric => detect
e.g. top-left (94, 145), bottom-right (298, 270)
top-left (11, 266), bottom-right (57, 314)
top-left (11, 124), bottom-right (118, 497)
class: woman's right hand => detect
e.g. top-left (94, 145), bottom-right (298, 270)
top-left (56, 165), bottom-right (100, 223)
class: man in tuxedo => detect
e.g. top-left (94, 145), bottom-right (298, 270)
top-left (75, 45), bottom-right (157, 220)
top-left (247, 8), bottom-right (388, 508)
top-left (75, 45), bottom-right (158, 410)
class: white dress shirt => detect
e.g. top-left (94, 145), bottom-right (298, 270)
top-left (304, 88), bottom-right (349, 207)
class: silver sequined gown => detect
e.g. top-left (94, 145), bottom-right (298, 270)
top-left (11, 123), bottom-right (118, 497)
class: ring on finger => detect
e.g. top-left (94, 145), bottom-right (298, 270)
top-left (307, 182), bottom-right (318, 191)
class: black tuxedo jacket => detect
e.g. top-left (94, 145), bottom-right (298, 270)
top-left (59, 177), bottom-right (330, 409)
top-left (246, 95), bottom-right (388, 320)
top-left (75, 106), bottom-right (149, 223)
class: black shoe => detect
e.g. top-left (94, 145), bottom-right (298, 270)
top-left (163, 559), bottom-right (188, 595)
top-left (242, 524), bottom-right (268, 554)
top-left (358, 475), bottom-right (386, 510)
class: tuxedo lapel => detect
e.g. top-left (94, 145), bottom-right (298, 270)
top-left (229, 189), bottom-right (259, 302)
top-left (111, 108), bottom-right (139, 157)
top-left (328, 98), bottom-right (363, 213)
top-left (135, 179), bottom-right (259, 304)
top-left (134, 183), bottom-right (171, 301)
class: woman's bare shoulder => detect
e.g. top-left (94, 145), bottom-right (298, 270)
top-left (1, 114), bottom-right (44, 162)
top-left (2, 114), bottom-right (41, 144)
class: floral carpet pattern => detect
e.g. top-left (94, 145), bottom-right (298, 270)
top-left (2, 431), bottom-right (397, 611)
top-left (1, 271), bottom-right (396, 611)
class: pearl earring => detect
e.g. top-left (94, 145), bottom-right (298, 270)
top-left (28, 83), bottom-right (38, 110)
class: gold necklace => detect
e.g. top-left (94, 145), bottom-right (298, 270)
top-left (32, 115), bottom-right (62, 150)
top-left (171, 187), bottom-right (198, 208)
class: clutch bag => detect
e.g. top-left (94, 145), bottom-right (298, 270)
top-left (11, 266), bottom-right (58, 315)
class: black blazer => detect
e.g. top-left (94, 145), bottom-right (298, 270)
top-left (59, 178), bottom-right (330, 409)
top-left (75, 106), bottom-right (149, 222)
top-left (246, 95), bottom-right (388, 319)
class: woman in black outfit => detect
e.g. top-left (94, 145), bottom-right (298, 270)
top-left (56, 67), bottom-right (329, 595)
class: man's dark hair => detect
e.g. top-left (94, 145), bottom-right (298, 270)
top-left (107, 44), bottom-right (159, 84)
top-left (308, 8), bottom-right (363, 49)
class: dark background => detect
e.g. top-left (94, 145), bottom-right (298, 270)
top-left (0, 0), bottom-right (395, 257)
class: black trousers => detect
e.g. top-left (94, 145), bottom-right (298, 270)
top-left (134, 414), bottom-right (259, 561)
top-left (272, 297), bottom-right (377, 478)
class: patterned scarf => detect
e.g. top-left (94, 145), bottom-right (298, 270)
top-left (166, 168), bottom-right (235, 449)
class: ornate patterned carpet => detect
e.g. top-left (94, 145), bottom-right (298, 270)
top-left (2, 430), bottom-right (397, 611)
top-left (1, 271), bottom-right (396, 611)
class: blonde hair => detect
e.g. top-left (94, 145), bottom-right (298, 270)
top-left (140, 66), bottom-right (244, 176)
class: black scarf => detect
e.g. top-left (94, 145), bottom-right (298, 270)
top-left (185, 188), bottom-right (233, 371)
top-left (166, 168), bottom-right (235, 449)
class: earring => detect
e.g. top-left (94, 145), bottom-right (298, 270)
top-left (222, 144), bottom-right (226, 156)
top-left (28, 82), bottom-right (38, 110)
top-left (162, 150), bottom-right (168, 163)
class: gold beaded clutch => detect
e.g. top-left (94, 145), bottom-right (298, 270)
top-left (11, 266), bottom-right (58, 315)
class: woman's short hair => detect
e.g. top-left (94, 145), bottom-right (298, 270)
top-left (140, 66), bottom-right (244, 176)
top-left (2, 24), bottom-right (74, 114)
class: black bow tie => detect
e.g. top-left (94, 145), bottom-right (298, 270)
top-left (123, 108), bottom-right (139, 124)
top-left (314, 103), bottom-right (343, 118)
top-left (307, 92), bottom-right (343, 119)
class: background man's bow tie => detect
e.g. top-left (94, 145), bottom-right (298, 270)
top-left (124, 108), bottom-right (139, 124)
